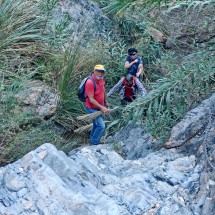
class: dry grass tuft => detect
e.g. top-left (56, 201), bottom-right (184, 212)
top-left (77, 107), bottom-right (119, 122)
top-left (74, 123), bottom-right (93, 134)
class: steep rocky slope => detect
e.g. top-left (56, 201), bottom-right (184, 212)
top-left (0, 94), bottom-right (214, 215)
top-left (55, 0), bottom-right (113, 43)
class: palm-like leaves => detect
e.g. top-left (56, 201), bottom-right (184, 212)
top-left (120, 53), bottom-right (215, 141)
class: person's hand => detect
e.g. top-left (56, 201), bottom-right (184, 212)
top-left (134, 59), bottom-right (139, 63)
top-left (101, 106), bottom-right (109, 115)
top-left (136, 72), bottom-right (140, 77)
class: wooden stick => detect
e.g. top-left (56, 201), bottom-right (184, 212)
top-left (74, 121), bottom-right (111, 134)
top-left (74, 124), bottom-right (93, 134)
top-left (77, 107), bottom-right (119, 122)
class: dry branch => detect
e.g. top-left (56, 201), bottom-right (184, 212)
top-left (77, 107), bottom-right (119, 122)
top-left (74, 121), bottom-right (111, 134)
top-left (74, 124), bottom-right (93, 134)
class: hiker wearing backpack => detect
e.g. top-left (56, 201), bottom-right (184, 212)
top-left (84, 65), bottom-right (109, 145)
top-left (124, 48), bottom-right (143, 79)
top-left (107, 74), bottom-right (147, 105)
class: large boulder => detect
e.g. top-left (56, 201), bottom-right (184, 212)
top-left (55, 0), bottom-right (113, 44)
top-left (15, 81), bottom-right (59, 118)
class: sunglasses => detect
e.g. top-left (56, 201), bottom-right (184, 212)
top-left (129, 53), bottom-right (136, 56)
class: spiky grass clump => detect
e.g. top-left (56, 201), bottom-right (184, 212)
top-left (122, 51), bottom-right (215, 143)
top-left (0, 0), bottom-right (69, 165)
top-left (77, 107), bottom-right (119, 122)
top-left (0, 121), bottom-right (68, 166)
top-left (0, 0), bottom-right (49, 64)
top-left (55, 31), bottom-right (127, 130)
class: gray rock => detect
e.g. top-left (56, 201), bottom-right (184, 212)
top-left (0, 94), bottom-right (214, 214)
top-left (169, 94), bottom-right (215, 146)
top-left (158, 203), bottom-right (193, 215)
top-left (4, 171), bottom-right (26, 192)
top-left (17, 188), bottom-right (28, 198)
top-left (15, 81), bottom-right (59, 118)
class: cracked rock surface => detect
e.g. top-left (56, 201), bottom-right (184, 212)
top-left (0, 94), bottom-right (214, 215)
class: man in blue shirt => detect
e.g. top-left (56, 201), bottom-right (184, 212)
top-left (124, 48), bottom-right (143, 78)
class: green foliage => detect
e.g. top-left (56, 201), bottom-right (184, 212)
top-left (56, 44), bottom-right (101, 128)
top-left (103, 0), bottom-right (136, 16)
top-left (97, 0), bottom-right (167, 82)
top-left (112, 141), bottom-right (123, 154)
top-left (102, 0), bottom-right (176, 16)
top-left (0, 0), bottom-right (71, 83)
top-left (0, 121), bottom-right (65, 165)
top-left (121, 51), bottom-right (215, 142)
top-left (0, 0), bottom-right (72, 165)
top-left (0, 0), bottom-right (55, 58)
top-left (99, 33), bottom-right (127, 84)
top-left (55, 31), bottom-right (128, 128)
top-left (46, 12), bottom-right (73, 50)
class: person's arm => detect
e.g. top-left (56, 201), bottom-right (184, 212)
top-left (88, 94), bottom-right (109, 114)
top-left (136, 78), bottom-right (147, 97)
top-left (104, 90), bottom-right (110, 108)
top-left (124, 59), bottom-right (139, 69)
top-left (107, 78), bottom-right (123, 97)
top-left (136, 63), bottom-right (143, 78)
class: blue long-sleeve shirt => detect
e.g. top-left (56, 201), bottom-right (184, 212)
top-left (125, 55), bottom-right (143, 77)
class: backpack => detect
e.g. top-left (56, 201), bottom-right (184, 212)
top-left (77, 76), bottom-right (96, 102)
